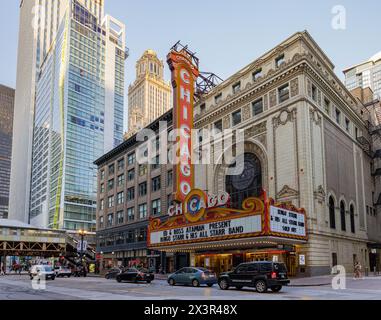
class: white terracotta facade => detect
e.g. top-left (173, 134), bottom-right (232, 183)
top-left (192, 31), bottom-right (374, 276)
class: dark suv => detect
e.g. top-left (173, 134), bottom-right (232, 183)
top-left (218, 261), bottom-right (290, 293)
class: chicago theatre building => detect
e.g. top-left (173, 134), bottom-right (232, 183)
top-left (147, 31), bottom-right (377, 277)
top-left (96, 31), bottom-right (378, 276)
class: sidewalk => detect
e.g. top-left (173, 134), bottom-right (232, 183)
top-left (289, 274), bottom-right (381, 287)
top-left (289, 275), bottom-right (333, 287)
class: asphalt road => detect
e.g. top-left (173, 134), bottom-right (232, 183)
top-left (0, 275), bottom-right (381, 300)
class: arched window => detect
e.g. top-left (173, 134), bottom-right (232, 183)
top-left (329, 196), bottom-right (336, 229)
top-left (350, 204), bottom-right (355, 233)
top-left (340, 201), bottom-right (346, 231)
top-left (226, 153), bottom-right (262, 209)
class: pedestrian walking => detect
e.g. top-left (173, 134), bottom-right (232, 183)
top-left (0, 263), bottom-right (5, 276)
top-left (354, 261), bottom-right (362, 279)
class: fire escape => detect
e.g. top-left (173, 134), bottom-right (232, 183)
top-left (363, 99), bottom-right (381, 205)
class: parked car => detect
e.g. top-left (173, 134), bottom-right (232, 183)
top-left (105, 268), bottom-right (122, 279)
top-left (218, 261), bottom-right (290, 293)
top-left (54, 266), bottom-right (72, 278)
top-left (168, 267), bottom-right (217, 287)
top-left (29, 265), bottom-right (56, 280)
top-left (116, 268), bottom-right (154, 283)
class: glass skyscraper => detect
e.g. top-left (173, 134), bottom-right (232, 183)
top-left (27, 0), bottom-right (126, 231)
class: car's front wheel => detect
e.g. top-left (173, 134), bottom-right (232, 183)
top-left (116, 276), bottom-right (122, 283)
top-left (168, 278), bottom-right (176, 286)
top-left (192, 279), bottom-right (200, 287)
top-left (255, 280), bottom-right (267, 293)
top-left (270, 285), bottom-right (282, 292)
top-left (146, 279), bottom-right (151, 284)
top-left (218, 279), bottom-right (229, 290)
top-left (51, 276), bottom-right (55, 281)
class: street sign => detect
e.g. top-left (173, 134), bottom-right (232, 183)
top-left (77, 240), bottom-right (87, 252)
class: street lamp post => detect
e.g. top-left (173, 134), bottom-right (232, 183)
top-left (78, 229), bottom-right (87, 265)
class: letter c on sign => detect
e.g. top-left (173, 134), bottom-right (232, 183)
top-left (180, 69), bottom-right (190, 84)
top-left (167, 205), bottom-right (175, 217)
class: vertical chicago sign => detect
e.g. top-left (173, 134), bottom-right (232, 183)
top-left (167, 45), bottom-right (199, 202)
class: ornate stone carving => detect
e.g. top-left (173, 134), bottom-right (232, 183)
top-left (214, 141), bottom-right (268, 194)
top-left (277, 185), bottom-right (299, 199)
top-left (267, 69), bottom-right (276, 77)
top-left (263, 94), bottom-right (268, 110)
top-left (269, 90), bottom-right (277, 108)
top-left (292, 53), bottom-right (301, 62)
top-left (310, 108), bottom-right (322, 126)
top-left (254, 134), bottom-right (267, 150)
top-left (307, 79), bottom-right (312, 97)
top-left (317, 90), bottom-right (322, 106)
top-left (244, 122), bottom-right (267, 139)
top-left (223, 115), bottom-right (230, 129)
top-left (242, 104), bottom-right (251, 122)
top-left (272, 108), bottom-right (297, 128)
top-left (290, 78), bottom-right (299, 97)
top-left (314, 185), bottom-right (326, 202)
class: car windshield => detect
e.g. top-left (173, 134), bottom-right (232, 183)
top-left (43, 266), bottom-right (53, 272)
top-left (273, 263), bottom-right (287, 272)
top-left (197, 267), bottom-right (212, 273)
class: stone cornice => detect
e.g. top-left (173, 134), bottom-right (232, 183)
top-left (195, 53), bottom-right (366, 131)
top-left (197, 31), bottom-right (334, 100)
top-left (195, 54), bottom-right (308, 127)
top-left (303, 63), bottom-right (363, 124)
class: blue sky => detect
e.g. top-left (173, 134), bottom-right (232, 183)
top-left (1, 0), bottom-right (380, 92)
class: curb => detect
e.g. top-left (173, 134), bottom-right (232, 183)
top-left (289, 283), bottom-right (331, 287)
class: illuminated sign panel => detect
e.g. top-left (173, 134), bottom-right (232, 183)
top-left (270, 206), bottom-right (306, 237)
top-left (148, 190), bottom-right (308, 248)
top-left (167, 50), bottom-right (199, 202)
top-left (150, 215), bottom-right (262, 246)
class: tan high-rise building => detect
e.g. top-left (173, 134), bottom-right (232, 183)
top-left (126, 50), bottom-right (171, 137)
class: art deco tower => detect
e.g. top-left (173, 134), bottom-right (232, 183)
top-left (126, 50), bottom-right (171, 137)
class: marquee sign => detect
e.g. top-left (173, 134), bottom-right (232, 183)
top-left (167, 47), bottom-right (199, 202)
top-left (270, 206), bottom-right (306, 237)
top-left (167, 190), bottom-right (230, 222)
top-left (149, 215), bottom-right (262, 246)
top-left (148, 190), bottom-right (308, 248)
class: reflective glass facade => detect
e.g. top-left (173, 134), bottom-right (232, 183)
top-left (29, 1), bottom-right (126, 231)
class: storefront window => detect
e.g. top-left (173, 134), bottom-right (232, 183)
top-left (225, 153), bottom-right (262, 209)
